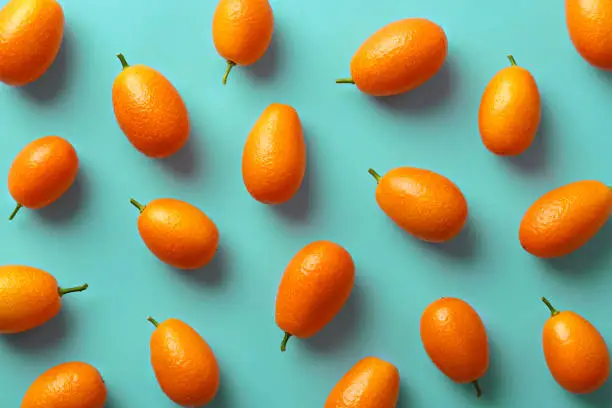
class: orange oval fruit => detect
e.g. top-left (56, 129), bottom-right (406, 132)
top-left (212, 0), bottom-right (274, 84)
top-left (370, 167), bottom-right (468, 242)
top-left (149, 317), bottom-right (220, 407)
top-left (112, 54), bottom-right (190, 158)
top-left (337, 18), bottom-right (447, 96)
top-left (519, 180), bottom-right (612, 258)
top-left (420, 297), bottom-right (489, 397)
top-left (8, 136), bottom-right (78, 220)
top-left (131, 198), bottom-right (219, 270)
top-left (542, 297), bottom-right (610, 394)
top-left (242, 103), bottom-right (306, 204)
top-left (324, 356), bottom-right (400, 408)
top-left (0, 265), bottom-right (87, 334)
top-left (275, 241), bottom-right (355, 352)
top-left (0, 0), bottom-right (64, 86)
top-left (21, 362), bottom-right (107, 408)
top-left (566, 0), bottom-right (612, 69)
top-left (479, 55), bottom-right (541, 156)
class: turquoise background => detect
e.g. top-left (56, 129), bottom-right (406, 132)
top-left (1, 0), bottom-right (611, 406)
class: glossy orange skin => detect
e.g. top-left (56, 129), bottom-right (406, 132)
top-left (543, 310), bottom-right (610, 393)
top-left (0, 265), bottom-right (65, 334)
top-left (325, 357), bottom-right (400, 408)
top-left (242, 103), bottom-right (306, 204)
top-left (375, 167), bottom-right (468, 243)
top-left (566, 0), bottom-right (612, 69)
top-left (479, 61), bottom-right (541, 156)
top-left (276, 241), bottom-right (355, 338)
top-left (21, 362), bottom-right (107, 408)
top-left (519, 180), bottom-right (612, 258)
top-left (137, 198), bottom-right (219, 270)
top-left (349, 18), bottom-right (447, 96)
top-left (112, 64), bottom-right (189, 158)
top-left (9, 136), bottom-right (78, 210)
top-left (212, 0), bottom-right (274, 66)
top-left (0, 0), bottom-right (64, 86)
top-left (420, 298), bottom-right (489, 384)
top-left (151, 318), bottom-right (220, 407)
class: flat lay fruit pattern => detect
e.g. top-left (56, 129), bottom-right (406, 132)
top-left (0, 0), bottom-right (611, 407)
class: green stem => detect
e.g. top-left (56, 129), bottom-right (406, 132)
top-left (130, 198), bottom-right (145, 213)
top-left (542, 297), bottom-right (559, 316)
top-left (58, 283), bottom-right (88, 296)
top-left (507, 55), bottom-right (517, 66)
top-left (117, 53), bottom-right (129, 69)
top-left (336, 78), bottom-right (355, 84)
top-left (368, 168), bottom-right (381, 183)
top-left (222, 61), bottom-right (236, 85)
top-left (147, 316), bottom-right (159, 328)
top-left (473, 380), bottom-right (482, 398)
top-left (8, 203), bottom-right (22, 221)
top-left (280, 332), bottom-right (292, 352)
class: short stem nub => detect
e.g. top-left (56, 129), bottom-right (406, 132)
top-left (130, 198), bottom-right (145, 213)
top-left (117, 53), bottom-right (129, 69)
top-left (336, 78), bottom-right (355, 84)
top-left (507, 55), bottom-right (517, 66)
top-left (147, 316), bottom-right (159, 328)
top-left (222, 61), bottom-right (236, 85)
top-left (59, 283), bottom-right (88, 296)
top-left (280, 332), bottom-right (292, 352)
top-left (368, 168), bottom-right (382, 183)
top-left (542, 297), bottom-right (559, 316)
top-left (473, 380), bottom-right (482, 398)
top-left (8, 203), bottom-right (22, 221)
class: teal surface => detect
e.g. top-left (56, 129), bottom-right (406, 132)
top-left (1, 0), bottom-right (611, 407)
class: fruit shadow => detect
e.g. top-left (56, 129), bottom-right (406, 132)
top-left (103, 391), bottom-right (126, 408)
top-left (158, 128), bottom-right (201, 179)
top-left (19, 27), bottom-right (72, 103)
top-left (208, 370), bottom-right (232, 408)
top-left (505, 100), bottom-right (552, 173)
top-left (1, 305), bottom-right (71, 352)
top-left (540, 220), bottom-right (612, 275)
top-left (476, 337), bottom-right (504, 402)
top-left (244, 31), bottom-right (281, 81)
top-left (370, 61), bottom-right (453, 112)
top-left (575, 380), bottom-right (612, 407)
top-left (172, 244), bottom-right (229, 288)
top-left (272, 130), bottom-right (315, 223)
top-left (36, 171), bottom-right (87, 223)
top-left (396, 382), bottom-right (413, 408)
top-left (302, 283), bottom-right (362, 353)
top-left (411, 218), bottom-right (479, 261)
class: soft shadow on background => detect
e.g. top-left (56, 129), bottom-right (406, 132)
top-left (397, 382), bottom-right (412, 408)
top-left (412, 219), bottom-right (479, 261)
top-left (371, 61), bottom-right (454, 112)
top-left (175, 245), bottom-right (229, 288)
top-left (478, 338), bottom-right (504, 403)
top-left (2, 307), bottom-right (71, 352)
top-left (158, 129), bottom-right (202, 179)
top-left (506, 101), bottom-right (552, 173)
top-left (20, 29), bottom-right (72, 102)
top-left (244, 32), bottom-right (281, 81)
top-left (104, 391), bottom-right (125, 408)
top-left (576, 380), bottom-right (612, 407)
top-left (304, 284), bottom-right (363, 353)
top-left (208, 371), bottom-right (232, 408)
top-left (273, 130), bottom-right (315, 223)
top-left (37, 172), bottom-right (88, 223)
top-left (542, 221), bottom-right (612, 276)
